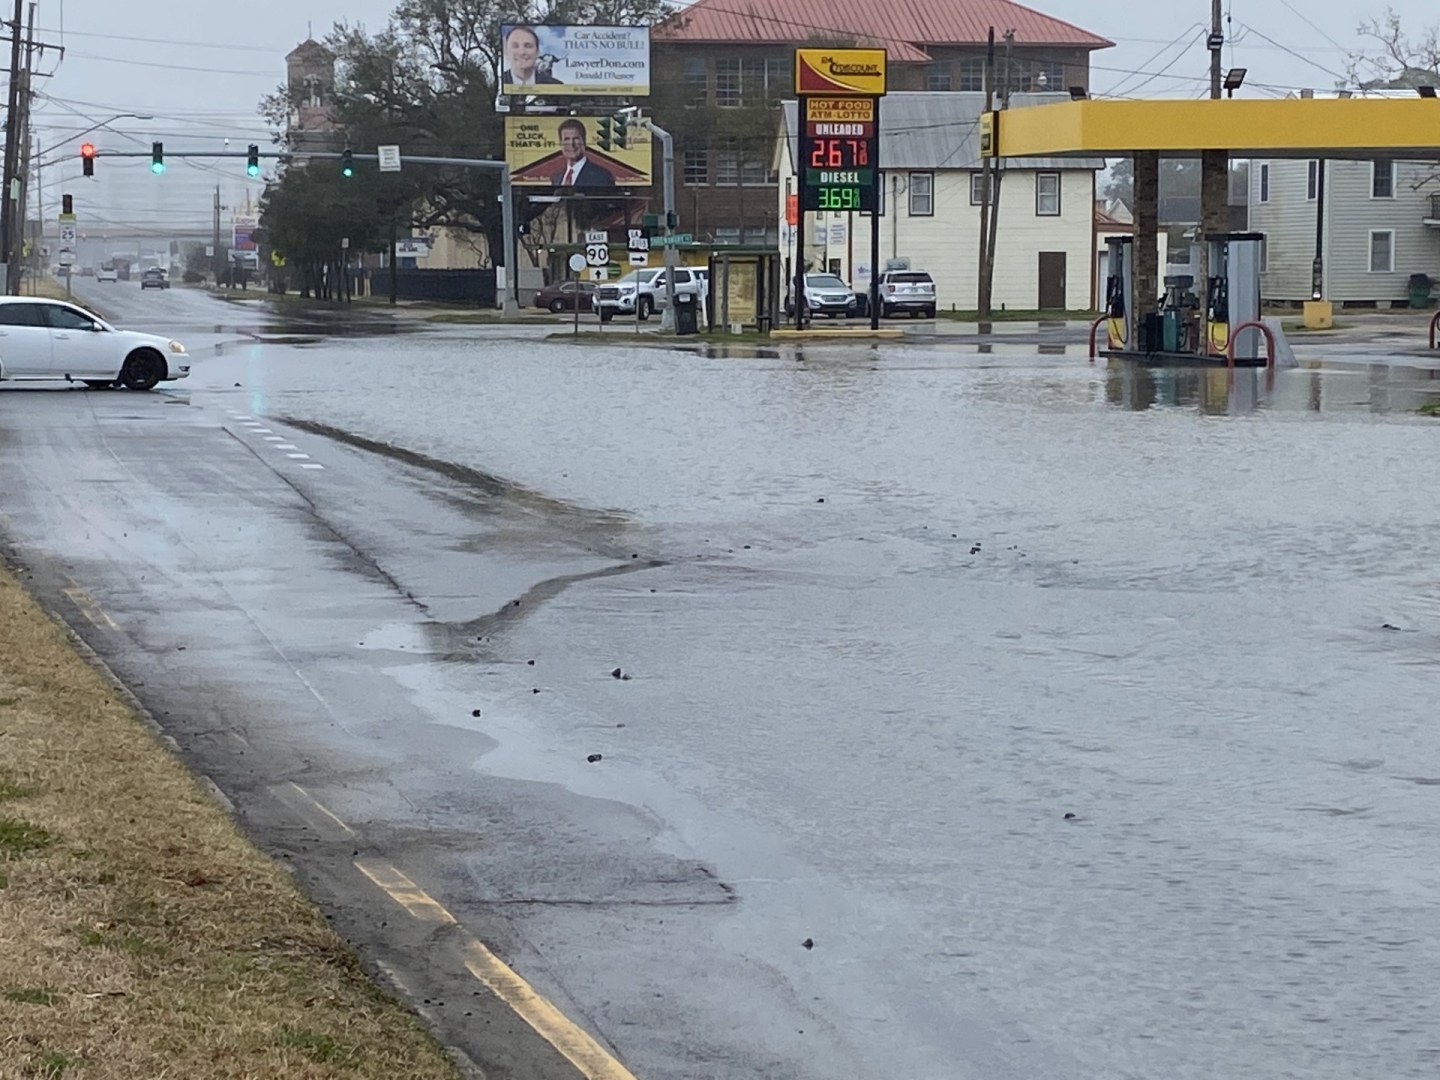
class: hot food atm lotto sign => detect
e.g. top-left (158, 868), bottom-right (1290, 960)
top-left (795, 49), bottom-right (886, 214)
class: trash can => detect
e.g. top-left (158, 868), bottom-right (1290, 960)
top-left (673, 291), bottom-right (699, 335)
top-left (1408, 273), bottom-right (1434, 310)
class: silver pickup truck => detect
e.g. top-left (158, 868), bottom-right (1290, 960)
top-left (593, 266), bottom-right (708, 322)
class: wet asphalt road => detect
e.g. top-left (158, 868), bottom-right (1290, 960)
top-left (7, 279), bottom-right (1440, 1079)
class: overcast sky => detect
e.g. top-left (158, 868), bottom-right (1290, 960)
top-left (27, 0), bottom-right (1439, 233)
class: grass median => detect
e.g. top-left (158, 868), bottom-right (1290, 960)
top-left (0, 562), bottom-right (464, 1079)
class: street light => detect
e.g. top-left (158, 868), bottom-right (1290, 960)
top-left (1223, 69), bottom-right (1247, 98)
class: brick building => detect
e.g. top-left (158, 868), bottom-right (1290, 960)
top-left (651, 0), bottom-right (1112, 244)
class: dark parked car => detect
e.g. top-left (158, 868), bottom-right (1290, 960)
top-left (532, 280), bottom-right (596, 313)
top-left (140, 268), bottom-right (170, 290)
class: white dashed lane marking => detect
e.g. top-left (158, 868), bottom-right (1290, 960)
top-left (227, 414), bottom-right (326, 472)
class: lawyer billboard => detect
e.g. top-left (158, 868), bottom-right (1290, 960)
top-left (505, 116), bottom-right (652, 188)
top-left (500, 24), bottom-right (650, 96)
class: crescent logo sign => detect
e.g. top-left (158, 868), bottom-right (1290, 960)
top-left (794, 48), bottom-right (887, 96)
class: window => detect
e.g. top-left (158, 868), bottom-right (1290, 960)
top-left (683, 57), bottom-right (707, 105)
top-left (1035, 62), bottom-right (1065, 91)
top-left (908, 172), bottom-right (934, 216)
top-left (44, 305), bottom-right (98, 331)
top-left (1372, 160), bottom-right (1395, 198)
top-left (1369, 230), bottom-right (1394, 273)
top-left (715, 140), bottom-right (739, 185)
top-left (0, 302), bottom-right (44, 326)
top-left (959, 58), bottom-right (985, 92)
top-left (741, 147), bottom-right (767, 186)
top-left (1258, 163), bottom-right (1269, 203)
top-left (1306, 160), bottom-right (1319, 200)
top-left (764, 57), bottom-right (790, 96)
top-left (970, 172), bottom-right (991, 205)
top-left (684, 148), bottom-right (708, 185)
top-left (744, 226), bottom-right (770, 245)
top-left (1036, 172), bottom-right (1061, 216)
top-left (926, 63), bottom-right (952, 91)
top-left (714, 226), bottom-right (741, 245)
top-left (714, 57), bottom-right (786, 108)
top-left (1006, 66), bottom-right (1032, 93)
top-left (715, 57), bottom-right (741, 107)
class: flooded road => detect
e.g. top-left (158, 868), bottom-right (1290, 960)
top-left (11, 284), bottom-right (1440, 1079)
top-left (171, 332), bottom-right (1440, 1079)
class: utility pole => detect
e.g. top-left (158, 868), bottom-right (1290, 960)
top-left (0, 0), bottom-right (24, 292)
top-left (1209, 0), bottom-right (1224, 100)
top-left (980, 29), bottom-right (1013, 315)
top-left (1199, 0), bottom-right (1229, 342)
top-left (976, 27), bottom-right (996, 316)
top-left (9, 0), bottom-right (35, 294)
top-left (213, 186), bottom-right (223, 287)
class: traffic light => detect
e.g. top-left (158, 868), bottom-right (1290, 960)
top-left (151, 141), bottom-right (165, 174)
top-left (62, 194), bottom-right (73, 215)
top-left (246, 144), bottom-right (260, 177)
top-left (80, 142), bottom-right (95, 177)
top-left (340, 148), bottom-right (354, 177)
top-left (596, 114), bottom-right (629, 152)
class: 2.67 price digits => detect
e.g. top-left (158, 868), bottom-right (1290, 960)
top-left (817, 186), bottom-right (861, 211)
top-left (808, 138), bottom-right (870, 168)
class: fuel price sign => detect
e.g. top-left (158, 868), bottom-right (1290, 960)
top-left (800, 97), bottom-right (879, 213)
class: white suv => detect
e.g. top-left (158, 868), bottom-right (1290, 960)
top-left (878, 270), bottom-right (937, 319)
top-left (648, 267), bottom-right (708, 313)
top-left (96, 266), bottom-right (118, 283)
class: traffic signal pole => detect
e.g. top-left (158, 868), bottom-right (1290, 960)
top-left (91, 147), bottom-right (521, 315)
top-left (634, 118), bottom-right (677, 329)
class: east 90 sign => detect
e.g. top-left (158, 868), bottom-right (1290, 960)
top-left (799, 97), bottom-right (878, 213)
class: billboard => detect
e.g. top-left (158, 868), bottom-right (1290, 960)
top-left (500, 24), bottom-right (649, 96)
top-left (232, 212), bottom-right (259, 252)
top-left (794, 48), bottom-right (888, 96)
top-left (505, 116), bottom-right (652, 187)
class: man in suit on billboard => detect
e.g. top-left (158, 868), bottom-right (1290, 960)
top-left (502, 25), bottom-right (561, 88)
top-left (551, 119), bottom-right (616, 188)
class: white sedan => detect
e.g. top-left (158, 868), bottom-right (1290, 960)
top-left (0, 297), bottom-right (189, 391)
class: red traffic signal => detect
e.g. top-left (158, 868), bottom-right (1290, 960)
top-left (80, 142), bottom-right (96, 177)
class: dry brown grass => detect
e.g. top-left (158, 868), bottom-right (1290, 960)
top-left (0, 564), bottom-right (465, 1079)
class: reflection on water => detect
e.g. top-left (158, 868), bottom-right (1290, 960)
top-left (1105, 358), bottom-right (1440, 416)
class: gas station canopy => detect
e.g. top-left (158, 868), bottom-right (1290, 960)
top-left (993, 98), bottom-right (1440, 160)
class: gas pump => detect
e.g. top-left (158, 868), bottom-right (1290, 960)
top-left (1205, 232), bottom-right (1263, 359)
top-left (1104, 236), bottom-right (1133, 350)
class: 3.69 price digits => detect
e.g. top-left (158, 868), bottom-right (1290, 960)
top-left (817, 186), bottom-right (861, 211)
top-left (808, 138), bottom-right (870, 168)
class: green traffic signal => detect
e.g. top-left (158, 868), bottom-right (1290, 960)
top-left (340, 148), bottom-right (354, 177)
top-left (247, 144), bottom-right (261, 177)
top-left (151, 141), bottom-right (164, 174)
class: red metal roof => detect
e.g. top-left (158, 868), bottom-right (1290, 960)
top-left (656, 0), bottom-right (1113, 53)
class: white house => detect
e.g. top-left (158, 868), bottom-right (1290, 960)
top-left (1250, 157), bottom-right (1440, 305)
top-left (778, 92), bottom-right (1103, 312)
top-left (1247, 92), bottom-right (1440, 306)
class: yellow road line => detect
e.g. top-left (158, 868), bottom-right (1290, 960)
top-left (355, 858), bottom-right (638, 1080)
top-left (62, 585), bottom-right (118, 630)
top-left (354, 858), bottom-right (457, 925)
top-left (287, 781), bottom-right (356, 836)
